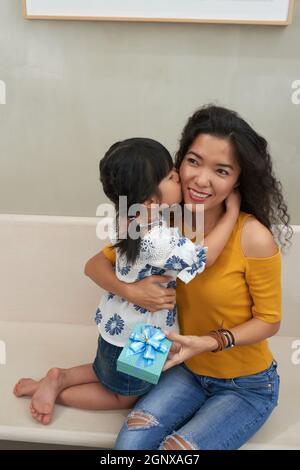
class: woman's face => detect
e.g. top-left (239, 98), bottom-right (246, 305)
top-left (179, 134), bottom-right (241, 212)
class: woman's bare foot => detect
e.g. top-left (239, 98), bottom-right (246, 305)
top-left (13, 378), bottom-right (40, 397)
top-left (30, 367), bottom-right (65, 425)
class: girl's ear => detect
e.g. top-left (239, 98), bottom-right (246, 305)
top-left (234, 181), bottom-right (240, 189)
top-left (172, 170), bottom-right (180, 183)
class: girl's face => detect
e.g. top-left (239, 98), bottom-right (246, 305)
top-left (158, 168), bottom-right (183, 206)
top-left (179, 134), bottom-right (240, 212)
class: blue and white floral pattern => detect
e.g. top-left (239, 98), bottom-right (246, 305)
top-left (166, 306), bottom-right (176, 327)
top-left (177, 238), bottom-right (187, 247)
top-left (133, 304), bottom-right (149, 314)
top-left (118, 265), bottom-right (131, 276)
top-left (137, 264), bottom-right (152, 280)
top-left (164, 255), bottom-right (189, 271)
top-left (167, 280), bottom-right (176, 290)
top-left (151, 267), bottom-right (166, 276)
top-left (176, 246), bottom-right (207, 283)
top-left (140, 238), bottom-right (155, 254)
top-left (94, 307), bottom-right (102, 325)
top-left (96, 214), bottom-right (206, 347)
top-left (197, 247), bottom-right (207, 265)
top-left (105, 314), bottom-right (125, 336)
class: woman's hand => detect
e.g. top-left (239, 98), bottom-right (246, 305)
top-left (85, 253), bottom-right (175, 312)
top-left (225, 188), bottom-right (241, 215)
top-left (162, 330), bottom-right (218, 371)
top-left (125, 275), bottom-right (176, 312)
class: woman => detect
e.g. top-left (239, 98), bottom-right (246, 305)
top-left (86, 105), bottom-right (292, 450)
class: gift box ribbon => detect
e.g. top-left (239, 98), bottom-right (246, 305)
top-left (126, 325), bottom-right (168, 368)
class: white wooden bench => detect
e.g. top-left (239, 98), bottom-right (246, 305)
top-left (0, 214), bottom-right (299, 449)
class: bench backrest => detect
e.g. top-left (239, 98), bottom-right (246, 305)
top-left (0, 215), bottom-right (298, 336)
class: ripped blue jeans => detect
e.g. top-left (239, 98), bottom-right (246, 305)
top-left (114, 361), bottom-right (280, 450)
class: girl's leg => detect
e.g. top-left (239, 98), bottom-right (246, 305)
top-left (15, 375), bottom-right (137, 409)
top-left (30, 364), bottom-right (137, 425)
top-left (57, 383), bottom-right (138, 410)
top-left (14, 378), bottom-right (41, 397)
top-left (14, 363), bottom-right (97, 398)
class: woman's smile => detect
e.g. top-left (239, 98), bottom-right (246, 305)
top-left (188, 188), bottom-right (212, 203)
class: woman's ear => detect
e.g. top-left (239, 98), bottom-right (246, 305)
top-left (234, 181), bottom-right (240, 189)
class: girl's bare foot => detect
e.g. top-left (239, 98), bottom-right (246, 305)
top-left (30, 367), bottom-right (65, 425)
top-left (13, 378), bottom-right (40, 397)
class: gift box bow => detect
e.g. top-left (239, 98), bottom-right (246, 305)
top-left (127, 325), bottom-right (168, 367)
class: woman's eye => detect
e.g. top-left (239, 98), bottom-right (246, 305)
top-left (217, 169), bottom-right (229, 176)
top-left (187, 157), bottom-right (198, 165)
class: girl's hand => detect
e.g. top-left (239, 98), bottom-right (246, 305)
top-left (162, 330), bottom-right (218, 371)
top-left (225, 188), bottom-right (241, 215)
top-left (125, 275), bottom-right (176, 312)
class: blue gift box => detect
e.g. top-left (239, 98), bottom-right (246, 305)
top-left (117, 323), bottom-right (172, 385)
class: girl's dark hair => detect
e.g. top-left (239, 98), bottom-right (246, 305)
top-left (175, 105), bottom-right (292, 250)
top-left (99, 137), bottom-right (173, 264)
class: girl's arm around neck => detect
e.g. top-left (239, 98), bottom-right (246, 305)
top-left (205, 190), bottom-right (240, 267)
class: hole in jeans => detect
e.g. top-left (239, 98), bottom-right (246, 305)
top-left (127, 410), bottom-right (159, 430)
top-left (161, 433), bottom-right (195, 450)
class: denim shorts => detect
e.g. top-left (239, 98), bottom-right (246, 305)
top-left (115, 360), bottom-right (280, 450)
top-left (92, 335), bottom-right (154, 397)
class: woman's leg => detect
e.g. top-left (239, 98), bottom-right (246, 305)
top-left (114, 364), bottom-right (208, 450)
top-left (160, 364), bottom-right (280, 450)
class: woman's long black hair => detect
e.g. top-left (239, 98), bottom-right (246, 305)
top-left (175, 105), bottom-right (292, 250)
top-left (99, 137), bottom-right (173, 264)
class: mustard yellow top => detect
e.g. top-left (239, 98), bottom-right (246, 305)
top-left (102, 212), bottom-right (282, 379)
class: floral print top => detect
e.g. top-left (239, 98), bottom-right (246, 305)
top-left (95, 215), bottom-right (207, 347)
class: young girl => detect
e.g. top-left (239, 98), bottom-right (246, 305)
top-left (14, 137), bottom-right (240, 425)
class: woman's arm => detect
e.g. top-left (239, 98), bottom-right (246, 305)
top-left (84, 251), bottom-right (176, 312)
top-left (163, 316), bottom-right (280, 372)
top-left (234, 216), bottom-right (281, 341)
top-left (204, 190), bottom-right (240, 267)
top-left (163, 218), bottom-right (281, 371)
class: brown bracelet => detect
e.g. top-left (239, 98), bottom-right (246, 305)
top-left (206, 330), bottom-right (225, 352)
top-left (220, 328), bottom-right (235, 349)
top-left (207, 329), bottom-right (235, 353)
